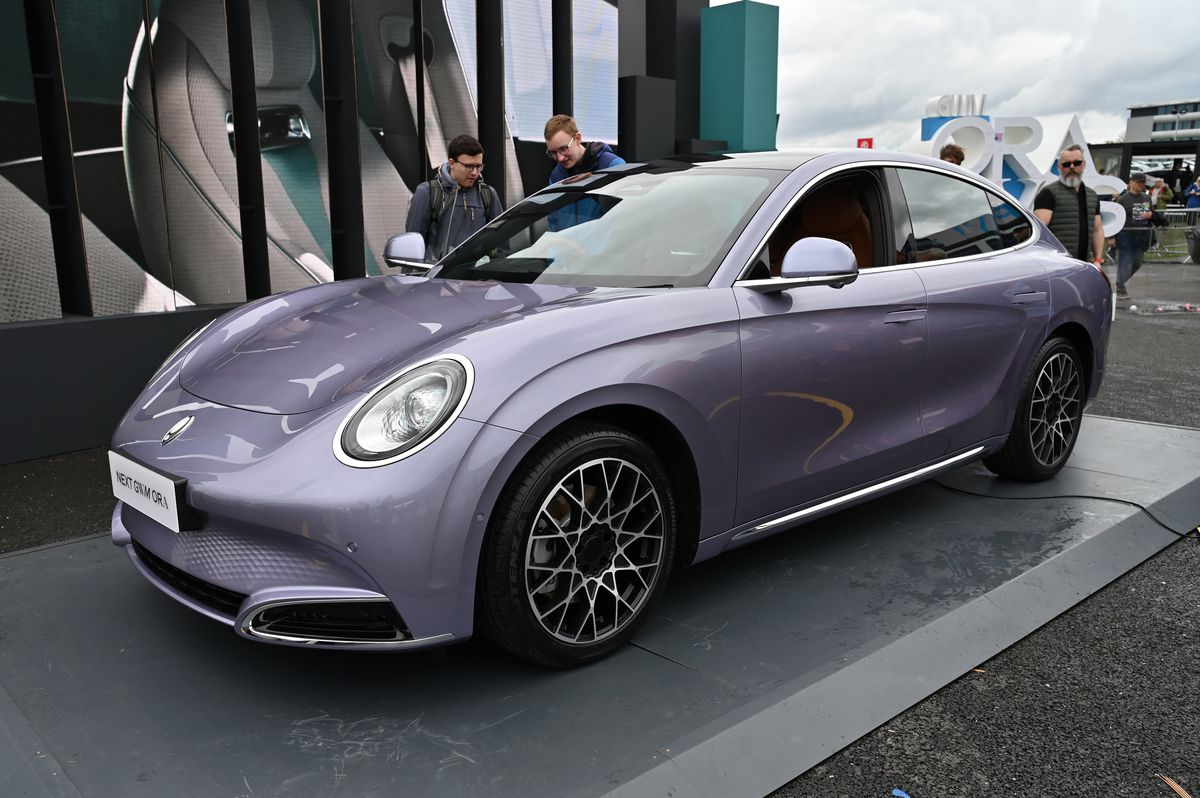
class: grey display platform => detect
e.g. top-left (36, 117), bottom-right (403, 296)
top-left (2, 416), bottom-right (1198, 798)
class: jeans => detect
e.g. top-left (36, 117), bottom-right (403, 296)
top-left (1116, 238), bottom-right (1149, 292)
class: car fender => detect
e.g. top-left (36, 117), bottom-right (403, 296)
top-left (426, 330), bottom-right (743, 632)
top-left (1045, 260), bottom-right (1112, 394)
top-left (484, 334), bottom-right (740, 528)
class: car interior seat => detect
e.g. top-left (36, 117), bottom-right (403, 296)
top-left (123, 0), bottom-right (409, 304)
top-left (0, 175), bottom-right (189, 323)
top-left (793, 180), bottom-right (872, 269)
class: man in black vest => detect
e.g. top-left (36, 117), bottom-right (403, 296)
top-left (1033, 144), bottom-right (1105, 278)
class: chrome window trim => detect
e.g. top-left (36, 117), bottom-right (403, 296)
top-left (738, 273), bottom-right (858, 293)
top-left (332, 353), bottom-right (475, 469)
top-left (733, 160), bottom-right (1042, 285)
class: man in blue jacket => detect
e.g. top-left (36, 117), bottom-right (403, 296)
top-left (544, 115), bottom-right (625, 184)
top-left (543, 116), bottom-right (625, 231)
top-left (405, 135), bottom-right (503, 262)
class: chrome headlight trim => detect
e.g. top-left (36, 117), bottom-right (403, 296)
top-left (333, 353), bottom-right (475, 468)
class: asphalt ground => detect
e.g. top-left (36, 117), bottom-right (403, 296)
top-left (1, 260), bottom-right (1198, 797)
top-left (772, 259), bottom-right (1200, 798)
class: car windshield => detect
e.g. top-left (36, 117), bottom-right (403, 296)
top-left (433, 165), bottom-right (778, 288)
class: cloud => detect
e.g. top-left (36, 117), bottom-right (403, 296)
top-left (732, 0), bottom-right (1200, 151)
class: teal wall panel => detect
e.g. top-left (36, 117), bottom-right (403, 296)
top-left (699, 1), bottom-right (777, 152)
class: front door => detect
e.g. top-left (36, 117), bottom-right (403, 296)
top-left (734, 268), bottom-right (928, 525)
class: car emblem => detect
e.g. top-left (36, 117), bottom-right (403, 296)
top-left (161, 416), bottom-right (194, 446)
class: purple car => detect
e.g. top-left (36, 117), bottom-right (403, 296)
top-left (108, 150), bottom-right (1112, 667)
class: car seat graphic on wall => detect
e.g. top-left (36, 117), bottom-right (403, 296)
top-left (123, 0), bottom-right (522, 306)
top-left (353, 0), bottom-right (525, 209)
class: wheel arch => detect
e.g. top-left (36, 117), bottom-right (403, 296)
top-left (540, 403), bottom-right (703, 570)
top-left (474, 397), bottom-right (708, 578)
top-left (1046, 319), bottom-right (1096, 397)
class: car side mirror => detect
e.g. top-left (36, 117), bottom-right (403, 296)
top-left (780, 237), bottom-right (858, 280)
top-left (384, 233), bottom-right (431, 275)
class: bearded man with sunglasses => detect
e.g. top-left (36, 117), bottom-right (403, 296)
top-left (1033, 145), bottom-right (1105, 274)
top-left (405, 135), bottom-right (503, 261)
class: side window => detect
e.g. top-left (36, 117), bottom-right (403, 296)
top-left (987, 193), bottom-right (1033, 248)
top-left (763, 171), bottom-right (882, 275)
top-left (884, 168), bottom-right (914, 264)
top-left (894, 169), bottom-right (1004, 262)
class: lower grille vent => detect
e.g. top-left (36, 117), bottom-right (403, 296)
top-left (250, 602), bottom-right (410, 644)
top-left (133, 542), bottom-right (247, 618)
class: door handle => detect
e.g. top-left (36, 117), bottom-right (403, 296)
top-left (884, 308), bottom-right (926, 324)
top-left (1012, 291), bottom-right (1047, 304)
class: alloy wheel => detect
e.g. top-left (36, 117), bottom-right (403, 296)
top-left (524, 456), bottom-right (665, 645)
top-left (1029, 351), bottom-right (1082, 467)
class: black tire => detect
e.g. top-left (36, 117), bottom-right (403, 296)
top-left (478, 424), bottom-right (678, 668)
top-left (984, 337), bottom-right (1085, 481)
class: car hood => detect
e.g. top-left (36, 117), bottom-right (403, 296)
top-left (179, 276), bottom-right (617, 414)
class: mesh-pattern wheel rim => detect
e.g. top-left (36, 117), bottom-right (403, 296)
top-left (1029, 351), bottom-right (1082, 467)
top-left (524, 456), bottom-right (665, 645)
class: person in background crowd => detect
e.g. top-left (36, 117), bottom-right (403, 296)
top-left (544, 115), bottom-right (625, 184)
top-left (939, 143), bottom-right (965, 165)
top-left (405, 134), bottom-right (503, 262)
top-left (1150, 178), bottom-right (1174, 210)
top-left (1113, 173), bottom-right (1166, 300)
top-left (1033, 144), bottom-right (1105, 271)
top-left (1164, 158), bottom-right (1190, 195)
top-left (1185, 176), bottom-right (1200, 210)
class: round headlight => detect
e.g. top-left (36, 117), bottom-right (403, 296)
top-left (336, 356), bottom-right (473, 466)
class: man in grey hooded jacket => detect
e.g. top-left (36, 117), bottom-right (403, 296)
top-left (405, 135), bottom-right (503, 262)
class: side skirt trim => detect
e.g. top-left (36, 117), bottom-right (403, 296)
top-left (732, 446), bottom-right (987, 543)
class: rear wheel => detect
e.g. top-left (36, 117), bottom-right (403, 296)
top-left (478, 425), bottom-right (677, 668)
top-left (984, 338), bottom-right (1084, 481)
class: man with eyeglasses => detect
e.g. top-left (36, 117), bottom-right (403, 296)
top-left (542, 116), bottom-right (625, 232)
top-left (544, 115), bottom-right (625, 185)
top-left (1033, 145), bottom-right (1105, 279)
top-left (405, 134), bottom-right (503, 261)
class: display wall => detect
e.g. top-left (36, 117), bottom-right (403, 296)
top-left (0, 0), bottom-right (619, 327)
top-left (0, 0), bottom-right (751, 465)
top-left (0, 0), bottom-right (622, 465)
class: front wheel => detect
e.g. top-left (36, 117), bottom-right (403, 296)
top-left (984, 337), bottom-right (1085, 481)
top-left (478, 425), bottom-right (678, 668)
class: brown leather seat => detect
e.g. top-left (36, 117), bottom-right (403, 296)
top-left (794, 182), bottom-right (872, 268)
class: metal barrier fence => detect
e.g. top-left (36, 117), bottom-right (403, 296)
top-left (1147, 209), bottom-right (1200, 262)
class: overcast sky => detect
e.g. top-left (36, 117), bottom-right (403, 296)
top-left (714, 0), bottom-right (1198, 164)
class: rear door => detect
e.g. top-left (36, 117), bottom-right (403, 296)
top-left (888, 167), bottom-right (1048, 462)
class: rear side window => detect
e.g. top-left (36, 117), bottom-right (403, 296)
top-left (987, 193), bottom-right (1033, 248)
top-left (894, 169), bottom-right (1004, 262)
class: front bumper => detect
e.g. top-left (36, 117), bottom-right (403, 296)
top-left (113, 501), bottom-right (454, 650)
top-left (109, 371), bottom-right (537, 650)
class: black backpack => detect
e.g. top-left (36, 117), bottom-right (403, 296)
top-left (426, 177), bottom-right (494, 220)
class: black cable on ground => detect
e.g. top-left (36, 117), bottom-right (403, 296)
top-left (930, 479), bottom-right (1199, 540)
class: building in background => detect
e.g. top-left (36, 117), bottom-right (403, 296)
top-left (1125, 98), bottom-right (1200, 144)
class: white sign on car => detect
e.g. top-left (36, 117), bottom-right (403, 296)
top-left (108, 450), bottom-right (183, 533)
